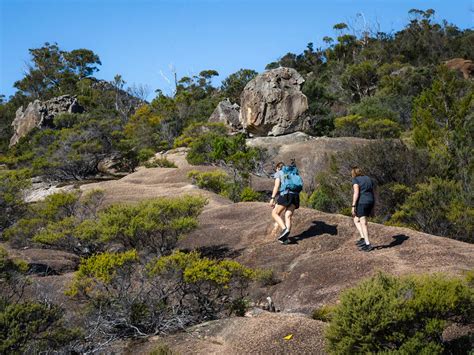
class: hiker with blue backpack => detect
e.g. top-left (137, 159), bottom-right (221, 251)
top-left (270, 161), bottom-right (303, 244)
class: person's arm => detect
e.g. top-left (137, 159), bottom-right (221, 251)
top-left (270, 178), bottom-right (280, 207)
top-left (351, 184), bottom-right (359, 216)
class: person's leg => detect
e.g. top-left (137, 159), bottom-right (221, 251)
top-left (272, 204), bottom-right (287, 230)
top-left (359, 216), bottom-right (370, 245)
top-left (284, 205), bottom-right (295, 232)
top-left (353, 216), bottom-right (364, 239)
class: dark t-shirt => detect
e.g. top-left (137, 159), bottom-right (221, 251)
top-left (352, 175), bottom-right (374, 204)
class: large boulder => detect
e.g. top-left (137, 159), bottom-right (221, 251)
top-left (240, 67), bottom-right (309, 136)
top-left (10, 95), bottom-right (83, 147)
top-left (445, 58), bottom-right (474, 79)
top-left (209, 99), bottom-right (243, 132)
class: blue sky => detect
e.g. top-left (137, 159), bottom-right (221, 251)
top-left (1, 0), bottom-right (472, 99)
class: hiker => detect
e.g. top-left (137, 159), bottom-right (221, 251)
top-left (351, 166), bottom-right (376, 252)
top-left (270, 161), bottom-right (302, 243)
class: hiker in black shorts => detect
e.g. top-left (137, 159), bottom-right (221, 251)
top-left (269, 162), bottom-right (301, 243)
top-left (351, 166), bottom-right (376, 252)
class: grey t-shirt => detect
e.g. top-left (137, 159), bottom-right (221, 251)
top-left (352, 175), bottom-right (374, 204)
top-left (274, 170), bottom-right (297, 195)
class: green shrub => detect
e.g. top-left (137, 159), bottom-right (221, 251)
top-left (325, 272), bottom-right (473, 354)
top-left (34, 191), bottom-right (80, 221)
top-left (0, 169), bottom-right (31, 231)
top-left (147, 250), bottom-right (257, 317)
top-left (4, 190), bottom-right (104, 251)
top-left (389, 178), bottom-right (473, 242)
top-left (0, 300), bottom-right (81, 354)
top-left (66, 249), bottom-right (139, 297)
top-left (334, 114), bottom-right (363, 137)
top-left (144, 157), bottom-right (177, 168)
top-left (359, 118), bottom-right (401, 139)
top-left (255, 269), bottom-right (279, 286)
top-left (67, 250), bottom-right (258, 338)
top-left (334, 114), bottom-right (401, 138)
top-left (3, 218), bottom-right (44, 247)
top-left (239, 186), bottom-right (262, 202)
top-left (186, 133), bottom-right (266, 202)
top-left (82, 195), bottom-right (207, 254)
top-left (312, 305), bottom-right (336, 322)
top-left (349, 95), bottom-right (399, 122)
top-left (0, 246), bottom-right (28, 301)
top-left (173, 122), bottom-right (228, 148)
top-left (341, 60), bottom-right (378, 102)
top-left (188, 170), bottom-right (230, 194)
top-left (138, 148), bottom-right (156, 163)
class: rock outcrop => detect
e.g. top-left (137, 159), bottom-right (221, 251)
top-left (239, 67), bottom-right (309, 136)
top-left (209, 99), bottom-right (243, 132)
top-left (10, 95), bottom-right (83, 147)
top-left (1, 243), bottom-right (79, 275)
top-left (445, 58), bottom-right (474, 79)
top-left (247, 133), bottom-right (370, 191)
top-left (13, 148), bottom-right (473, 354)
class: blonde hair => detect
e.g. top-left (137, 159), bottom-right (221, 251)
top-left (351, 166), bottom-right (363, 178)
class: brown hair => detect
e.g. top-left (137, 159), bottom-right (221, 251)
top-left (351, 166), bottom-right (363, 178)
top-left (275, 162), bottom-right (284, 170)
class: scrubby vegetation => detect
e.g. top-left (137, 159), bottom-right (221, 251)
top-left (188, 169), bottom-right (263, 202)
top-left (0, 7), bottom-right (472, 352)
top-left (0, 192), bottom-right (265, 351)
top-left (143, 157), bottom-right (177, 168)
top-left (66, 249), bottom-right (260, 339)
top-left (3, 191), bottom-right (206, 256)
top-left (325, 272), bottom-right (474, 354)
top-left (0, 169), bottom-right (31, 232)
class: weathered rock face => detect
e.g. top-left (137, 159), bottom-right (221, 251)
top-left (10, 95), bottom-right (83, 147)
top-left (247, 133), bottom-right (370, 192)
top-left (445, 58), bottom-right (474, 79)
top-left (239, 67), bottom-right (309, 136)
top-left (209, 99), bottom-right (243, 132)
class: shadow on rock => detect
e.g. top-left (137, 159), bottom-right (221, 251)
top-left (375, 234), bottom-right (409, 250)
top-left (292, 221), bottom-right (338, 241)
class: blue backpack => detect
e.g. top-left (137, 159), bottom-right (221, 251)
top-left (280, 165), bottom-right (303, 193)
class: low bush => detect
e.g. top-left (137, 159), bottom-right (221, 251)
top-left (312, 305), bottom-right (336, 322)
top-left (173, 122), bottom-right (228, 148)
top-left (389, 178), bottom-right (473, 242)
top-left (67, 250), bottom-right (260, 340)
top-left (79, 195), bottom-right (207, 255)
top-left (188, 170), bottom-right (230, 195)
top-left (325, 272), bottom-right (473, 354)
top-left (334, 114), bottom-right (401, 139)
top-left (144, 157), bottom-right (177, 168)
top-left (4, 190), bottom-right (104, 251)
top-left (0, 246), bottom-right (28, 302)
top-left (239, 186), bottom-right (263, 202)
top-left (0, 300), bottom-right (81, 354)
top-left (0, 169), bottom-right (31, 231)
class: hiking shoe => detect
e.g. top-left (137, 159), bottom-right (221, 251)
top-left (355, 238), bottom-right (365, 246)
top-left (360, 244), bottom-right (374, 252)
top-left (282, 237), bottom-right (296, 245)
top-left (278, 228), bottom-right (290, 243)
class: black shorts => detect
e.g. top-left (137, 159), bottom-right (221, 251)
top-left (276, 193), bottom-right (300, 209)
top-left (356, 203), bottom-right (374, 217)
